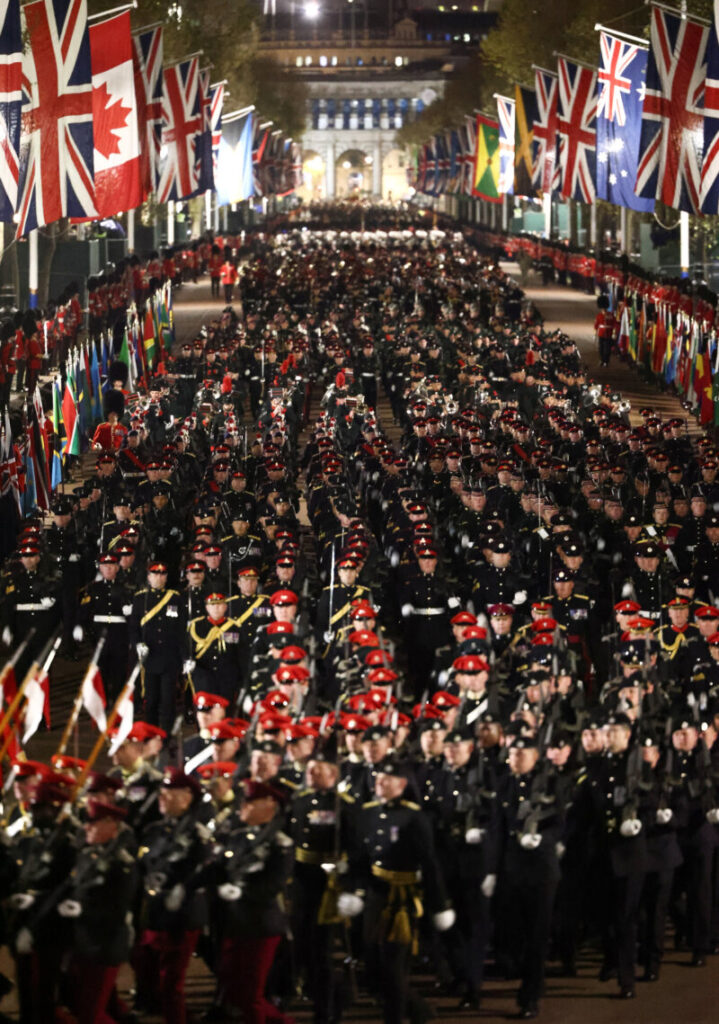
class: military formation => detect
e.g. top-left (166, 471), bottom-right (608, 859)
top-left (1, 215), bottom-right (719, 1024)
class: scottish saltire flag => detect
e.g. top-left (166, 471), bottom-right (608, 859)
top-left (496, 94), bottom-right (515, 195)
top-left (132, 26), bottom-right (163, 198)
top-left (157, 56), bottom-right (201, 202)
top-left (557, 56), bottom-right (597, 203)
top-left (17, 0), bottom-right (96, 236)
top-left (216, 109), bottom-right (254, 205)
top-left (0, 0), bottom-right (22, 222)
top-left (514, 84), bottom-right (538, 197)
top-left (533, 66), bottom-right (559, 194)
top-left (636, 5), bottom-right (708, 214)
top-left (701, 2), bottom-right (719, 212)
top-left (596, 31), bottom-right (654, 212)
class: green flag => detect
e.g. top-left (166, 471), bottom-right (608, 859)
top-left (472, 113), bottom-right (502, 203)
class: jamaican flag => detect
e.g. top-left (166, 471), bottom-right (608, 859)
top-left (514, 84), bottom-right (538, 197)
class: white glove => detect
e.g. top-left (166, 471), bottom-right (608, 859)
top-left (136, 643), bottom-right (149, 662)
top-left (183, 660), bottom-right (196, 675)
top-left (555, 841), bottom-right (566, 860)
top-left (519, 832), bottom-right (542, 850)
top-left (460, 534), bottom-right (470, 549)
top-left (621, 583), bottom-right (633, 598)
top-left (122, 605), bottom-right (133, 616)
top-left (218, 882), bottom-right (242, 902)
top-left (390, 551), bottom-right (400, 568)
top-left (323, 630), bottom-right (334, 644)
top-left (620, 818), bottom-right (642, 837)
top-left (480, 874), bottom-right (496, 899)
top-left (72, 625), bottom-right (83, 643)
top-left (447, 596), bottom-right (460, 609)
top-left (513, 590), bottom-right (527, 605)
top-left (656, 808), bottom-right (673, 826)
top-left (465, 827), bottom-right (484, 845)
top-left (1, 626), bottom-right (12, 647)
top-left (10, 892), bottom-right (35, 911)
top-left (57, 899), bottom-right (82, 919)
top-left (337, 892), bottom-right (364, 918)
top-left (15, 927), bottom-right (33, 954)
top-left (165, 884), bottom-right (185, 912)
top-left (433, 908), bottom-right (456, 932)
top-left (401, 603), bottom-right (414, 618)
top-left (40, 596), bottom-right (55, 608)
top-left (706, 808), bottom-right (719, 825)
top-left (322, 860), bottom-right (349, 875)
top-left (596, 538), bottom-right (606, 552)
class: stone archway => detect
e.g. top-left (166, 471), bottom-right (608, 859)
top-left (298, 149), bottom-right (325, 201)
top-left (335, 148), bottom-right (372, 197)
top-left (382, 147), bottom-right (409, 202)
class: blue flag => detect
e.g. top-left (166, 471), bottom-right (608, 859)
top-left (596, 30), bottom-right (654, 211)
top-left (216, 110), bottom-right (254, 206)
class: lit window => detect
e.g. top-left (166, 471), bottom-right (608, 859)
top-left (296, 56), bottom-right (303, 67)
top-left (463, 34), bottom-right (470, 43)
top-left (305, 56), bottom-right (312, 66)
top-left (331, 55), bottom-right (338, 66)
top-left (319, 55), bottom-right (327, 67)
top-left (394, 55), bottom-right (403, 67)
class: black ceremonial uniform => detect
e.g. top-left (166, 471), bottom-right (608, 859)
top-left (353, 794), bottom-right (450, 1024)
top-left (188, 613), bottom-right (243, 702)
top-left (77, 576), bottom-right (133, 701)
top-left (130, 585), bottom-right (187, 733)
top-left (289, 785), bottom-right (356, 1023)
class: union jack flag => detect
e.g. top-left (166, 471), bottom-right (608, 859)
top-left (496, 94), bottom-right (515, 195)
top-left (132, 26), bottom-right (163, 198)
top-left (462, 115), bottom-right (476, 196)
top-left (0, 0), bottom-right (21, 223)
top-left (252, 118), bottom-right (268, 197)
top-left (156, 56), bottom-right (201, 203)
top-left (210, 82), bottom-right (224, 177)
top-left (636, 5), bottom-right (707, 214)
top-left (701, 11), bottom-right (719, 212)
top-left (533, 66), bottom-right (559, 194)
top-left (17, 0), bottom-right (96, 236)
top-left (557, 56), bottom-right (597, 203)
top-left (192, 68), bottom-right (213, 195)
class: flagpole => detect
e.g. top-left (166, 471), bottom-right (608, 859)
top-left (73, 662), bottom-right (142, 794)
top-left (0, 631), bottom-right (61, 762)
top-left (643, 0), bottom-right (710, 26)
top-left (127, 209), bottom-right (135, 254)
top-left (167, 200), bottom-right (175, 247)
top-left (553, 52), bottom-right (598, 71)
top-left (88, 1), bottom-right (137, 22)
top-left (28, 231), bottom-right (38, 310)
top-left (131, 21), bottom-right (163, 34)
top-left (593, 23), bottom-right (648, 47)
top-left (0, 632), bottom-right (35, 705)
top-left (54, 634), bottom-right (107, 758)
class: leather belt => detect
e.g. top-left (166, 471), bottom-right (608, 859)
top-left (295, 848), bottom-right (330, 865)
top-left (412, 608), bottom-right (445, 616)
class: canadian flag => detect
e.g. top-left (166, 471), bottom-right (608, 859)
top-left (108, 679), bottom-right (135, 756)
top-left (81, 665), bottom-right (107, 732)
top-left (89, 11), bottom-right (141, 218)
top-left (22, 667), bottom-right (50, 744)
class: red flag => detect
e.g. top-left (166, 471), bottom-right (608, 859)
top-left (89, 12), bottom-right (141, 218)
top-left (81, 665), bottom-right (106, 731)
top-left (22, 666), bottom-right (50, 742)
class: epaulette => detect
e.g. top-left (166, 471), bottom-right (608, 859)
top-left (281, 778), bottom-right (299, 790)
top-left (297, 787), bottom-right (313, 798)
top-left (135, 587), bottom-right (149, 596)
top-left (362, 799), bottom-right (380, 809)
top-left (339, 791), bottom-right (355, 805)
top-left (400, 800), bottom-right (420, 811)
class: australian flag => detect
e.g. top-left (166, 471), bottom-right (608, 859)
top-left (596, 30), bottom-right (654, 212)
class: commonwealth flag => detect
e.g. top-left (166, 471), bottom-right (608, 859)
top-left (472, 114), bottom-right (501, 203)
top-left (514, 84), bottom-right (538, 197)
